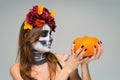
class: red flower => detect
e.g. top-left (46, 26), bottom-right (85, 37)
top-left (34, 19), bottom-right (45, 27)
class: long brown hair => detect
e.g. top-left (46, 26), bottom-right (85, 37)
top-left (17, 22), bottom-right (58, 80)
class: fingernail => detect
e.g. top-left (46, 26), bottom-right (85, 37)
top-left (81, 45), bottom-right (84, 48)
top-left (100, 41), bottom-right (102, 44)
top-left (73, 42), bottom-right (75, 44)
top-left (98, 41), bottom-right (100, 44)
top-left (94, 45), bottom-right (96, 48)
top-left (89, 56), bottom-right (92, 58)
top-left (84, 48), bottom-right (87, 51)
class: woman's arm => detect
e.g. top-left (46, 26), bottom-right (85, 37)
top-left (69, 65), bottom-right (91, 80)
top-left (10, 63), bottom-right (23, 80)
top-left (56, 68), bottom-right (82, 80)
top-left (55, 65), bottom-right (72, 80)
top-left (69, 69), bottom-right (82, 80)
top-left (81, 63), bottom-right (91, 80)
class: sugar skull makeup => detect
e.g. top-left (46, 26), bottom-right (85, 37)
top-left (32, 25), bottom-right (53, 53)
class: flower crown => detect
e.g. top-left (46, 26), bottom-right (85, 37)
top-left (24, 5), bottom-right (56, 31)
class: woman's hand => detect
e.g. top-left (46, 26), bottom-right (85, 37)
top-left (81, 41), bottom-right (104, 65)
top-left (64, 43), bottom-right (89, 73)
top-left (55, 44), bottom-right (88, 80)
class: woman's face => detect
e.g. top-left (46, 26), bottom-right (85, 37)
top-left (32, 25), bottom-right (53, 53)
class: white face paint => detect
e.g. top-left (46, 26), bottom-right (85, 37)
top-left (32, 25), bottom-right (53, 53)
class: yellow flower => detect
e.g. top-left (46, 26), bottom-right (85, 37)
top-left (50, 10), bottom-right (56, 18)
top-left (38, 5), bottom-right (44, 15)
top-left (24, 21), bottom-right (33, 30)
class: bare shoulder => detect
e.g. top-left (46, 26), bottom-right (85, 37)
top-left (10, 62), bottom-right (20, 73)
top-left (55, 53), bottom-right (70, 62)
top-left (10, 62), bottom-right (23, 80)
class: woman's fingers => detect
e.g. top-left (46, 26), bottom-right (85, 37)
top-left (69, 41), bottom-right (104, 66)
top-left (95, 42), bottom-right (102, 59)
top-left (94, 41), bottom-right (103, 59)
top-left (71, 43), bottom-right (75, 54)
top-left (94, 45), bottom-right (97, 56)
top-left (84, 47), bottom-right (96, 63)
top-left (78, 48), bottom-right (87, 58)
top-left (82, 41), bottom-right (104, 63)
top-left (100, 41), bottom-right (104, 54)
top-left (79, 57), bottom-right (89, 64)
top-left (87, 45), bottom-right (97, 61)
top-left (74, 45), bottom-right (87, 60)
top-left (75, 45), bottom-right (84, 55)
top-left (70, 44), bottom-right (88, 61)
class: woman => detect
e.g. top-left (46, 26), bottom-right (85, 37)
top-left (10, 5), bottom-right (104, 80)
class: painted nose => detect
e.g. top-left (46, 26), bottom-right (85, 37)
top-left (49, 36), bottom-right (53, 43)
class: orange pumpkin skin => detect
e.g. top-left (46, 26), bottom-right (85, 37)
top-left (73, 36), bottom-right (99, 58)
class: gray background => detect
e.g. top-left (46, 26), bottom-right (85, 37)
top-left (0, 0), bottom-right (120, 80)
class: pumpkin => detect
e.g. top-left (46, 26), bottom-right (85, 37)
top-left (73, 36), bottom-right (99, 58)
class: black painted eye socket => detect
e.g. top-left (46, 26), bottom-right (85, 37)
top-left (40, 30), bottom-right (48, 37)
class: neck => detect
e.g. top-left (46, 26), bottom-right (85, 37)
top-left (32, 49), bottom-right (47, 65)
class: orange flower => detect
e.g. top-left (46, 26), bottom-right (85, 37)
top-left (38, 5), bottom-right (44, 15)
top-left (35, 19), bottom-right (45, 27)
top-left (24, 21), bottom-right (33, 30)
top-left (50, 10), bottom-right (56, 18)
